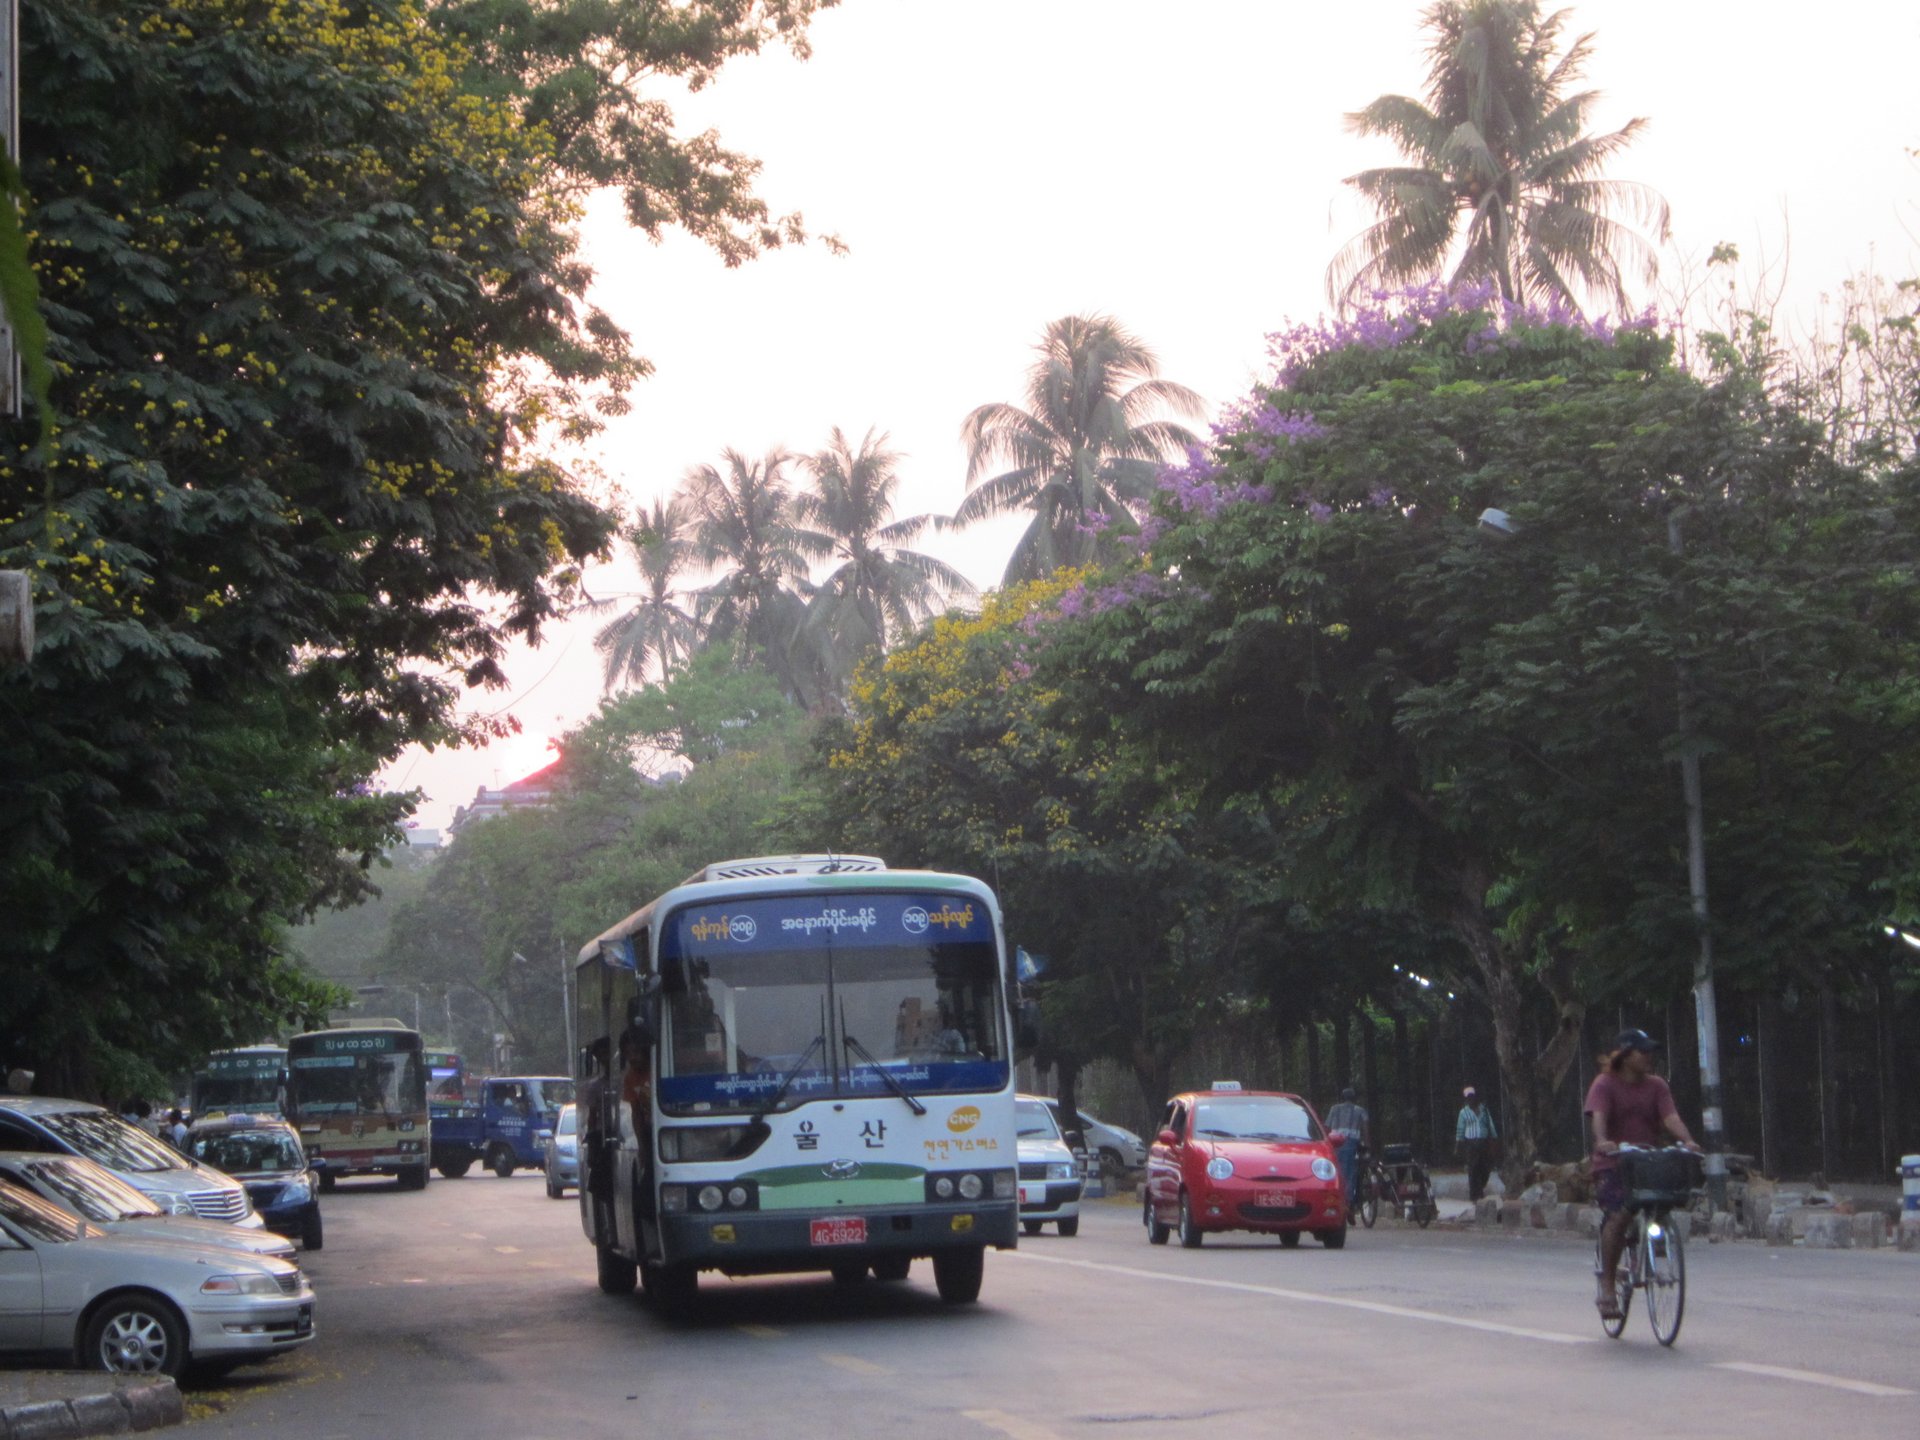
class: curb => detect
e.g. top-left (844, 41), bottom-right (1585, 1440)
top-left (0, 1378), bottom-right (183, 1439)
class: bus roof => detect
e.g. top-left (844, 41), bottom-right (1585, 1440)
top-left (573, 858), bottom-right (996, 969)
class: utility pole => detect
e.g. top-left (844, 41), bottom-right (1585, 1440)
top-left (2, 0), bottom-right (20, 415)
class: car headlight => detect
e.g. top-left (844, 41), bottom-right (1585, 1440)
top-left (278, 1180), bottom-right (312, 1205)
top-left (142, 1190), bottom-right (195, 1216)
top-left (1311, 1157), bottom-right (1338, 1182)
top-left (201, 1273), bottom-right (286, 1296)
top-left (1046, 1162), bottom-right (1075, 1181)
top-left (1206, 1157), bottom-right (1235, 1181)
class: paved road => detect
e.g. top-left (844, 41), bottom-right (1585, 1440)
top-left (187, 1176), bottom-right (1918, 1440)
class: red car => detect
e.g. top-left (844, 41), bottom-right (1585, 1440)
top-left (1144, 1084), bottom-right (1348, 1249)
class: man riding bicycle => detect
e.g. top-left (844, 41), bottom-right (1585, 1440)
top-left (1586, 1028), bottom-right (1701, 1319)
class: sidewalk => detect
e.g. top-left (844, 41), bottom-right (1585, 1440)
top-left (0, 1370), bottom-right (182, 1438)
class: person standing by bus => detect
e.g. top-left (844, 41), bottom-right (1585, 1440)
top-left (618, 1028), bottom-right (655, 1219)
top-left (579, 1037), bottom-right (612, 1216)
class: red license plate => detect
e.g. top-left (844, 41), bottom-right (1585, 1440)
top-left (809, 1217), bottom-right (867, 1246)
top-left (1258, 1190), bottom-right (1292, 1207)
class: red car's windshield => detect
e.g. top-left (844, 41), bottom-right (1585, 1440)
top-left (1192, 1097), bottom-right (1321, 1143)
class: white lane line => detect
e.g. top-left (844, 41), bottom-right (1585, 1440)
top-left (821, 1353), bottom-right (889, 1376)
top-left (1014, 1251), bottom-right (1594, 1346)
top-left (492, 1245), bottom-right (521, 1254)
top-left (963, 1409), bottom-right (1066, 1440)
top-left (1713, 1363), bottom-right (1915, 1398)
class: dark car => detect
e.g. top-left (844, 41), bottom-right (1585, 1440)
top-left (187, 1115), bottom-right (323, 1251)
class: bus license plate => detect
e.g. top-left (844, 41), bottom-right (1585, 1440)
top-left (810, 1217), bottom-right (867, 1246)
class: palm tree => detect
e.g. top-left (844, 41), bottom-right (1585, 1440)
top-left (1327, 0), bottom-right (1669, 315)
top-left (589, 497), bottom-right (700, 692)
top-left (956, 314), bottom-right (1203, 586)
top-left (679, 446), bottom-right (816, 697)
top-left (797, 427), bottom-right (975, 678)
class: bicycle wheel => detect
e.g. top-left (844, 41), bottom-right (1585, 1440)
top-left (1596, 1222), bottom-right (1631, 1339)
top-left (1357, 1165), bottom-right (1379, 1228)
top-left (1641, 1210), bottom-right (1686, 1346)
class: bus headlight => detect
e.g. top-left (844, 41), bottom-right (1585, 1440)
top-left (933, 1176), bottom-right (955, 1199)
top-left (727, 1186), bottom-right (749, 1208)
top-left (697, 1185), bottom-right (724, 1212)
top-left (958, 1173), bottom-right (983, 1200)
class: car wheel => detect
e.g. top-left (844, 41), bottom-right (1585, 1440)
top-left (437, 1158), bottom-right (472, 1180)
top-left (303, 1208), bottom-right (323, 1252)
top-left (1178, 1192), bottom-right (1203, 1248)
top-left (546, 1172), bottom-right (563, 1199)
top-left (1144, 1192), bottom-right (1170, 1245)
top-left (1279, 1230), bottom-right (1302, 1248)
top-left (871, 1255), bottom-right (912, 1282)
top-left (1099, 1147), bottom-right (1125, 1180)
top-left (932, 1246), bottom-right (984, 1303)
top-left (318, 1169), bottom-right (337, 1193)
top-left (1022, 1219), bottom-right (1042, 1236)
top-left (1316, 1225), bottom-right (1347, 1250)
top-left (1056, 1216), bottom-right (1079, 1238)
top-left (489, 1146), bottom-right (516, 1179)
top-left (84, 1294), bottom-right (189, 1378)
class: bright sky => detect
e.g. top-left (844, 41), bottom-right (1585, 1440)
top-left (385, 0), bottom-right (1920, 831)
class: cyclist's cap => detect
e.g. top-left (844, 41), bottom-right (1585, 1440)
top-left (1613, 1028), bottom-right (1661, 1054)
top-left (1462, 1086), bottom-right (1476, 1098)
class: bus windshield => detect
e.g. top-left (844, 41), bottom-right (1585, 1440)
top-left (657, 892), bottom-right (1006, 1115)
top-left (287, 1032), bottom-right (424, 1119)
top-left (193, 1049), bottom-right (286, 1115)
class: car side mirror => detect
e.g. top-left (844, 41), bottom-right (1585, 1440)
top-left (1156, 1128), bottom-right (1177, 1146)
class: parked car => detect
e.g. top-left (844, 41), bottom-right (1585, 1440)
top-left (0, 1097), bottom-right (260, 1228)
top-left (0, 1178), bottom-right (314, 1377)
top-left (1144, 1083), bottom-right (1347, 1249)
top-left (0, 1152), bottom-right (298, 1267)
top-left (1040, 1099), bottom-right (1147, 1175)
top-left (187, 1115), bottom-right (323, 1251)
top-left (543, 1103), bottom-right (578, 1199)
top-left (1014, 1094), bottom-right (1082, 1237)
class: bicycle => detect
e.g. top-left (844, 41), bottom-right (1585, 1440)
top-left (1595, 1144), bottom-right (1699, 1346)
top-left (1353, 1144), bottom-right (1438, 1228)
top-left (1353, 1146), bottom-right (1391, 1228)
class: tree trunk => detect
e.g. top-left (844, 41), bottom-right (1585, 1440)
top-left (1360, 1009), bottom-right (1379, 1123)
top-left (1392, 1010), bottom-right (1411, 1144)
top-left (1331, 1009), bottom-right (1352, 1100)
top-left (1817, 973), bottom-right (1841, 1181)
top-left (1305, 1021), bottom-right (1322, 1102)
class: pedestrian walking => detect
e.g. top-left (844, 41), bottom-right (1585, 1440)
top-left (1455, 1086), bottom-right (1498, 1201)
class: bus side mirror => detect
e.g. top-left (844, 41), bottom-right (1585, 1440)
top-left (624, 994), bottom-right (657, 1049)
top-left (1015, 999), bottom-right (1042, 1050)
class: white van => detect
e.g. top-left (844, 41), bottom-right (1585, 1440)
top-left (0, 1096), bottom-right (260, 1227)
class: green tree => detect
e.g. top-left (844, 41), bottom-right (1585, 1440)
top-left (796, 426), bottom-right (973, 684)
top-left (591, 496), bottom-right (702, 691)
top-left (1328, 0), bottom-right (1668, 314)
top-left (954, 315), bottom-right (1202, 586)
top-left (0, 0), bottom-right (623, 1094)
top-left (1054, 288), bottom-right (1920, 1180)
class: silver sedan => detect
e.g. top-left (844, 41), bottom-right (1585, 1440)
top-left (0, 1179), bottom-right (313, 1377)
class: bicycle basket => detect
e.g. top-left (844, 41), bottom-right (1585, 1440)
top-left (1621, 1148), bottom-right (1699, 1204)
top-left (1381, 1143), bottom-right (1414, 1166)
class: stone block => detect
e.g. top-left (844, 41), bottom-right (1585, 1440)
top-left (1850, 1212), bottom-right (1886, 1249)
top-left (1578, 1206), bottom-right (1604, 1238)
top-left (7, 1400), bottom-right (84, 1440)
top-left (1709, 1211), bottom-right (1737, 1242)
top-left (1498, 1200), bottom-right (1523, 1230)
top-left (1898, 1223), bottom-right (1920, 1254)
top-left (1766, 1212), bottom-right (1796, 1246)
top-left (1801, 1212), bottom-right (1852, 1249)
top-left (123, 1380), bottom-right (183, 1432)
top-left (1518, 1181), bottom-right (1558, 1208)
top-left (1474, 1196), bottom-right (1501, 1225)
top-left (1557, 1202), bottom-right (1584, 1230)
top-left (67, 1393), bottom-right (132, 1434)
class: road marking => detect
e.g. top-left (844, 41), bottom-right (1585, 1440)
top-left (736, 1324), bottom-right (783, 1339)
top-left (1014, 1252), bottom-right (1595, 1346)
top-left (463, 1232), bottom-right (487, 1240)
top-left (821, 1353), bottom-right (889, 1375)
top-left (963, 1409), bottom-right (1065, 1440)
top-left (1713, 1363), bottom-right (1915, 1397)
top-left (493, 1245), bottom-right (521, 1254)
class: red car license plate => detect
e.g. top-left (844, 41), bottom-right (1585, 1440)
top-left (810, 1217), bottom-right (867, 1246)
top-left (1258, 1190), bottom-right (1292, 1207)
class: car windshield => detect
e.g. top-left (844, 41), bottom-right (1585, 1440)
top-left (555, 1107), bottom-right (577, 1136)
top-left (191, 1129), bottom-right (306, 1175)
top-left (39, 1110), bottom-right (186, 1173)
top-left (1015, 1101), bottom-right (1060, 1139)
top-left (4, 1157), bottom-right (162, 1221)
top-left (1193, 1097), bottom-right (1321, 1143)
top-left (0, 1179), bottom-right (84, 1242)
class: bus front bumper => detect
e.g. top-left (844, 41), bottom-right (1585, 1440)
top-left (659, 1202), bottom-right (1019, 1275)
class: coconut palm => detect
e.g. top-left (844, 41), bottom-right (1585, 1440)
top-left (680, 446), bottom-right (817, 697)
top-left (590, 497), bottom-right (700, 692)
top-left (797, 427), bottom-right (975, 677)
top-left (956, 314), bottom-right (1203, 586)
top-left (1327, 0), bottom-right (1669, 315)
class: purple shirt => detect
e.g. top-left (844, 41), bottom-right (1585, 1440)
top-left (1584, 1070), bottom-right (1676, 1173)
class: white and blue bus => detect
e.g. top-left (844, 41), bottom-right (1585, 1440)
top-left (573, 855), bottom-right (1020, 1309)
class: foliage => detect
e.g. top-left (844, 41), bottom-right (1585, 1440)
top-left (1051, 283), bottom-right (1920, 1175)
top-left (955, 314), bottom-right (1203, 586)
top-left (0, 0), bottom-right (625, 1095)
top-left (1329, 0), bottom-right (1668, 315)
top-left (430, 0), bottom-right (839, 267)
top-left (590, 495), bottom-right (701, 689)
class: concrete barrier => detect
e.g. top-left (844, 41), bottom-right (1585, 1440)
top-left (1801, 1212), bottom-right (1853, 1249)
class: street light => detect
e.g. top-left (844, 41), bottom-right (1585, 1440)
top-left (1477, 506), bottom-right (1730, 1210)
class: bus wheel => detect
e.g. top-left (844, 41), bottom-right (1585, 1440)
top-left (595, 1243), bottom-right (637, 1296)
top-left (397, 1165), bottom-right (429, 1191)
top-left (932, 1247), bottom-right (984, 1304)
top-left (489, 1146), bottom-right (516, 1178)
top-left (436, 1158), bottom-right (472, 1180)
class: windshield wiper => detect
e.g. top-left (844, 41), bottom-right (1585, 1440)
top-left (752, 1033), bottom-right (825, 1126)
top-left (840, 1029), bottom-right (927, 1116)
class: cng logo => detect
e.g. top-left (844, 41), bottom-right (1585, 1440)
top-left (947, 1105), bottom-right (981, 1133)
